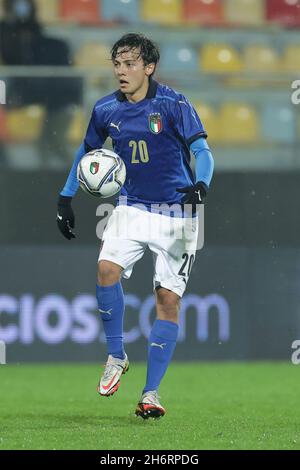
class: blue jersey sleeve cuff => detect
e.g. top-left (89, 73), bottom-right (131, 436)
top-left (187, 131), bottom-right (207, 146)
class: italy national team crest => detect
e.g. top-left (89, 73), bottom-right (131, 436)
top-left (90, 162), bottom-right (99, 174)
top-left (149, 113), bottom-right (162, 134)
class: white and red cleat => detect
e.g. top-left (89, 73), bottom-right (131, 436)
top-left (97, 354), bottom-right (129, 397)
top-left (135, 391), bottom-right (166, 419)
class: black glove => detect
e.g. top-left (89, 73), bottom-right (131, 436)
top-left (176, 181), bottom-right (208, 211)
top-left (57, 195), bottom-right (76, 240)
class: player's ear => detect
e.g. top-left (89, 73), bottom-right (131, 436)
top-left (145, 63), bottom-right (155, 77)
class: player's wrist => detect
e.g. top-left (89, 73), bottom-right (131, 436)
top-left (58, 195), bottom-right (72, 207)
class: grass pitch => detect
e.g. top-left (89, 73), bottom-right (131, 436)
top-left (0, 362), bottom-right (299, 450)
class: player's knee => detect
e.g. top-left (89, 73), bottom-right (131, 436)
top-left (156, 287), bottom-right (180, 307)
top-left (156, 287), bottom-right (180, 322)
top-left (98, 260), bottom-right (122, 286)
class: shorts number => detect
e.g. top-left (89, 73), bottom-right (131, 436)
top-left (178, 253), bottom-right (195, 277)
top-left (129, 140), bottom-right (149, 163)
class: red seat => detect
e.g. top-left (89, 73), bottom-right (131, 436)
top-left (60, 0), bottom-right (101, 25)
top-left (183, 0), bottom-right (224, 25)
top-left (266, 0), bottom-right (300, 27)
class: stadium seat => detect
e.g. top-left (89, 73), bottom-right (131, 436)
top-left (183, 0), bottom-right (224, 25)
top-left (266, 0), bottom-right (300, 27)
top-left (141, 0), bottom-right (182, 25)
top-left (36, 0), bottom-right (60, 24)
top-left (224, 0), bottom-right (265, 25)
top-left (219, 103), bottom-right (259, 143)
top-left (159, 44), bottom-right (199, 74)
top-left (0, 0), bottom-right (3, 20)
top-left (194, 102), bottom-right (220, 143)
top-left (67, 107), bottom-right (86, 145)
top-left (7, 106), bottom-right (45, 143)
top-left (75, 43), bottom-right (111, 69)
top-left (244, 45), bottom-right (280, 72)
top-left (282, 45), bottom-right (300, 73)
top-left (101, 0), bottom-right (140, 23)
top-left (60, 0), bottom-right (101, 25)
top-left (0, 107), bottom-right (9, 142)
top-left (261, 104), bottom-right (296, 144)
top-left (201, 44), bottom-right (243, 73)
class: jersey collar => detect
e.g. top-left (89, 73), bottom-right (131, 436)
top-left (116, 78), bottom-right (158, 102)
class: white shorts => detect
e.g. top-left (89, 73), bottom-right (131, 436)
top-left (98, 205), bottom-right (199, 297)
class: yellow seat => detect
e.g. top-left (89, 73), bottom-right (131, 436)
top-left (201, 43), bottom-right (243, 73)
top-left (219, 103), bottom-right (259, 143)
top-left (244, 45), bottom-right (280, 72)
top-left (0, 0), bottom-right (4, 20)
top-left (7, 106), bottom-right (45, 143)
top-left (141, 0), bottom-right (182, 25)
top-left (67, 107), bottom-right (86, 145)
top-left (283, 45), bottom-right (300, 73)
top-left (36, 0), bottom-right (60, 24)
top-left (0, 107), bottom-right (9, 142)
top-left (194, 102), bottom-right (220, 143)
top-left (224, 0), bottom-right (264, 25)
top-left (75, 43), bottom-right (111, 69)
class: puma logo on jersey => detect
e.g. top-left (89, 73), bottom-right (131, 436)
top-left (110, 121), bottom-right (121, 132)
top-left (99, 308), bottom-right (112, 315)
top-left (150, 342), bottom-right (167, 350)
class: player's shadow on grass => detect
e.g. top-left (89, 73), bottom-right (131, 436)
top-left (4, 412), bottom-right (155, 429)
top-left (2, 411), bottom-right (162, 431)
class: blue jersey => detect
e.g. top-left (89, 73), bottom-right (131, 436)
top-left (84, 79), bottom-right (207, 209)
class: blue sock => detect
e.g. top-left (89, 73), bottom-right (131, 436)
top-left (96, 282), bottom-right (125, 360)
top-left (143, 319), bottom-right (179, 393)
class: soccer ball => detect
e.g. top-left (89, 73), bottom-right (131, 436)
top-left (77, 148), bottom-right (126, 198)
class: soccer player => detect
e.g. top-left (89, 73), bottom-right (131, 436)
top-left (57, 33), bottom-right (214, 419)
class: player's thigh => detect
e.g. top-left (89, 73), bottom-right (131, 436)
top-left (149, 217), bottom-right (198, 297)
top-left (98, 237), bottom-right (146, 280)
top-left (151, 244), bottom-right (196, 297)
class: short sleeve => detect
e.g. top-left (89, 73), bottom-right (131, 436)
top-left (172, 95), bottom-right (207, 146)
top-left (84, 105), bottom-right (108, 150)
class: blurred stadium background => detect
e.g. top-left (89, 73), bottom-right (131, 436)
top-left (0, 0), bottom-right (300, 365)
top-left (2, 0), bottom-right (300, 452)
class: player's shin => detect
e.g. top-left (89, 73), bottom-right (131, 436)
top-left (96, 282), bottom-right (125, 359)
top-left (143, 319), bottom-right (179, 393)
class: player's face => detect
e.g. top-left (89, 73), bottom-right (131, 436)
top-left (113, 47), bottom-right (155, 102)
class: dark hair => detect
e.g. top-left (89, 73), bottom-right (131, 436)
top-left (111, 33), bottom-right (160, 75)
top-left (4, 0), bottom-right (37, 23)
